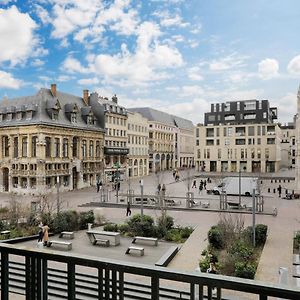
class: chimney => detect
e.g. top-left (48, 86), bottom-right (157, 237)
top-left (112, 94), bottom-right (118, 104)
top-left (83, 90), bottom-right (89, 105)
top-left (51, 84), bottom-right (57, 97)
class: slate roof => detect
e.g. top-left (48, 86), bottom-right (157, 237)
top-left (0, 88), bottom-right (105, 132)
top-left (128, 107), bottom-right (194, 130)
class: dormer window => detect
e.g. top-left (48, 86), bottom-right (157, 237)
top-left (52, 111), bottom-right (59, 120)
top-left (7, 113), bottom-right (12, 121)
top-left (26, 111), bottom-right (33, 120)
top-left (16, 112), bottom-right (22, 120)
top-left (0, 114), bottom-right (3, 122)
top-left (87, 115), bottom-right (94, 125)
top-left (71, 112), bottom-right (77, 123)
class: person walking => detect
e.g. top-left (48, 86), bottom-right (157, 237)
top-left (42, 224), bottom-right (50, 246)
top-left (161, 184), bottom-right (166, 194)
top-left (37, 221), bottom-right (44, 243)
top-left (192, 179), bottom-right (196, 188)
top-left (278, 184), bottom-right (282, 197)
top-left (157, 183), bottom-right (161, 193)
top-left (126, 201), bottom-right (131, 216)
top-left (199, 182), bottom-right (203, 194)
top-left (96, 178), bottom-right (102, 193)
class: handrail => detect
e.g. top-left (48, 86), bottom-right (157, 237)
top-left (0, 243), bottom-right (300, 299)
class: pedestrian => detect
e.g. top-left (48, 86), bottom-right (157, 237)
top-left (199, 183), bottom-right (203, 194)
top-left (204, 180), bottom-right (207, 189)
top-left (162, 184), bottom-right (166, 193)
top-left (192, 179), bottom-right (196, 188)
top-left (96, 177), bottom-right (102, 193)
top-left (173, 170), bottom-right (176, 178)
top-left (278, 184), bottom-right (282, 197)
top-left (126, 201), bottom-right (131, 216)
top-left (38, 221), bottom-right (43, 243)
top-left (157, 183), bottom-right (161, 193)
top-left (42, 224), bottom-right (50, 247)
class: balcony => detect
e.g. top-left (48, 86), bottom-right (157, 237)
top-left (0, 243), bottom-right (299, 300)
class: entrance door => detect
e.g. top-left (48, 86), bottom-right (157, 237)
top-left (72, 167), bottom-right (78, 189)
top-left (3, 168), bottom-right (9, 192)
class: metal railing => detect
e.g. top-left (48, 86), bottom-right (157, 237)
top-left (1, 243), bottom-right (300, 300)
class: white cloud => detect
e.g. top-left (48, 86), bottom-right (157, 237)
top-left (276, 92), bottom-right (297, 122)
top-left (78, 77), bottom-right (100, 85)
top-left (287, 54), bottom-right (300, 75)
top-left (0, 0), bottom-right (16, 4)
top-left (209, 53), bottom-right (247, 71)
top-left (57, 75), bottom-right (75, 82)
top-left (0, 6), bottom-right (41, 66)
top-left (258, 58), bottom-right (279, 80)
top-left (35, 4), bottom-right (51, 24)
top-left (61, 56), bottom-right (90, 74)
top-left (92, 21), bottom-right (183, 86)
top-left (181, 85), bottom-right (204, 97)
top-left (0, 70), bottom-right (22, 89)
top-left (187, 67), bottom-right (203, 81)
top-left (31, 58), bottom-right (45, 67)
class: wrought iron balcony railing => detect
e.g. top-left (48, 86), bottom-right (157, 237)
top-left (0, 243), bottom-right (299, 300)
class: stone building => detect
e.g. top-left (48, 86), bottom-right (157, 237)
top-left (98, 94), bottom-right (128, 183)
top-left (0, 84), bottom-right (105, 195)
top-left (280, 120), bottom-right (296, 169)
top-left (127, 111), bottom-right (149, 178)
top-left (129, 108), bottom-right (194, 172)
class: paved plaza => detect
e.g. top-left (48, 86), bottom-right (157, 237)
top-left (2, 169), bottom-right (300, 300)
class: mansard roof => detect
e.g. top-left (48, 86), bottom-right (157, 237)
top-left (0, 88), bottom-right (105, 132)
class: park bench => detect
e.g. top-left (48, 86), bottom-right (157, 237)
top-left (92, 238), bottom-right (110, 247)
top-left (59, 231), bottom-right (74, 239)
top-left (47, 240), bottom-right (72, 250)
top-left (125, 246), bottom-right (144, 256)
top-left (132, 236), bottom-right (158, 246)
top-left (227, 202), bottom-right (241, 209)
top-left (86, 230), bottom-right (120, 246)
top-left (0, 230), bottom-right (10, 238)
top-left (155, 246), bottom-right (179, 267)
top-left (202, 201), bottom-right (210, 208)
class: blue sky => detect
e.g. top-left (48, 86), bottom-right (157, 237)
top-left (0, 0), bottom-right (299, 123)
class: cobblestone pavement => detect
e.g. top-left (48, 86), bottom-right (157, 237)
top-left (1, 169), bottom-right (300, 296)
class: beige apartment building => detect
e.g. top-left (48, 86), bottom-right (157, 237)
top-left (280, 121), bottom-right (296, 169)
top-left (0, 85), bottom-right (105, 195)
top-left (195, 123), bottom-right (281, 173)
top-left (99, 95), bottom-right (128, 183)
top-left (127, 111), bottom-right (149, 178)
top-left (129, 108), bottom-right (195, 172)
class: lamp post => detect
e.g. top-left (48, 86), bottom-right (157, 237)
top-left (140, 179), bottom-right (144, 218)
top-left (56, 176), bottom-right (60, 214)
top-left (239, 169), bottom-right (241, 207)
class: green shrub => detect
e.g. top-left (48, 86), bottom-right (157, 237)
top-left (79, 210), bottom-right (95, 230)
top-left (255, 224), bottom-right (268, 246)
top-left (52, 211), bottom-right (79, 233)
top-left (164, 229), bottom-right (181, 242)
top-left (126, 214), bottom-right (155, 237)
top-left (40, 213), bottom-right (54, 229)
top-left (294, 233), bottom-right (300, 249)
top-left (180, 226), bottom-right (194, 239)
top-left (208, 226), bottom-right (224, 249)
top-left (229, 240), bottom-right (253, 261)
top-left (199, 254), bottom-right (210, 272)
top-left (104, 223), bottom-right (118, 232)
top-left (118, 223), bottom-right (130, 234)
top-left (157, 215), bottom-right (174, 230)
top-left (234, 262), bottom-right (256, 279)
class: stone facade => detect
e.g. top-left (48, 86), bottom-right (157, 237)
top-left (0, 85), bottom-right (105, 195)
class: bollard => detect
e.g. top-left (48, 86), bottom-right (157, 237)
top-left (268, 188), bottom-right (270, 193)
top-left (275, 179), bottom-right (277, 183)
top-left (273, 188), bottom-right (276, 193)
top-left (271, 180), bottom-right (273, 183)
top-left (279, 179), bottom-right (281, 183)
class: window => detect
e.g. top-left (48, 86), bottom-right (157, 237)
top-left (82, 140), bottom-right (87, 158)
top-left (206, 140), bottom-right (214, 146)
top-left (72, 137), bottom-right (78, 157)
top-left (251, 149), bottom-right (255, 159)
top-left (31, 136), bottom-right (37, 157)
top-left (236, 139), bottom-right (246, 145)
top-left (216, 128), bottom-right (219, 137)
top-left (248, 126), bottom-right (255, 136)
top-left (89, 141), bottom-right (94, 157)
top-left (216, 139), bottom-right (220, 145)
top-left (2, 136), bottom-right (9, 157)
top-left (265, 148), bottom-right (269, 159)
top-left (241, 149), bottom-right (245, 159)
top-left (22, 137), bottom-right (28, 157)
top-left (196, 128), bottom-right (199, 138)
top-left (87, 115), bottom-right (94, 125)
top-left (224, 102), bottom-right (231, 111)
top-left (257, 138), bottom-right (261, 145)
top-left (206, 128), bottom-right (214, 137)
top-left (63, 138), bottom-right (68, 158)
top-left (96, 141), bottom-right (100, 158)
top-left (257, 126), bottom-right (261, 136)
top-left (224, 138), bottom-right (230, 145)
top-left (207, 149), bottom-right (210, 159)
top-left (208, 115), bottom-right (216, 121)
top-left (248, 138), bottom-right (252, 145)
top-left (196, 140), bottom-right (199, 146)
top-left (227, 127), bottom-right (233, 136)
top-left (237, 102), bottom-right (240, 110)
top-left (13, 137), bottom-right (18, 158)
top-left (71, 112), bottom-right (77, 123)
top-left (267, 138), bottom-right (275, 144)
top-left (257, 149), bottom-right (261, 159)
top-left (218, 149), bottom-right (221, 159)
top-left (52, 111), bottom-right (59, 120)
top-left (45, 137), bottom-right (51, 157)
top-left (54, 138), bottom-right (60, 157)
top-left (244, 101), bottom-right (256, 110)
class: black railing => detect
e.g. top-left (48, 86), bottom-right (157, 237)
top-left (0, 243), bottom-right (300, 300)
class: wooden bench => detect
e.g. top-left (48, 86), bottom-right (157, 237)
top-left (155, 246), bottom-right (179, 267)
top-left (132, 236), bottom-right (158, 246)
top-left (93, 238), bottom-right (110, 247)
top-left (47, 240), bottom-right (72, 250)
top-left (59, 231), bottom-right (74, 239)
top-left (125, 246), bottom-right (144, 256)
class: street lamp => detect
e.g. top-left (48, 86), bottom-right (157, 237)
top-left (140, 179), bottom-right (144, 218)
top-left (56, 176), bottom-right (60, 214)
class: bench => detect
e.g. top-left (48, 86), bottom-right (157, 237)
top-left (93, 238), bottom-right (110, 247)
top-left (0, 230), bottom-right (10, 238)
top-left (227, 202), bottom-right (241, 209)
top-left (86, 230), bottom-right (120, 246)
top-left (125, 246), bottom-right (144, 256)
top-left (47, 240), bottom-right (72, 250)
top-left (155, 246), bottom-right (179, 267)
top-left (202, 202), bottom-right (210, 208)
top-left (59, 231), bottom-right (74, 239)
top-left (132, 236), bottom-right (158, 246)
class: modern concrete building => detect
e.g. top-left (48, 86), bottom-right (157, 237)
top-left (129, 107), bottom-right (194, 172)
top-left (99, 94), bottom-right (129, 183)
top-left (195, 122), bottom-right (281, 173)
top-left (280, 120), bottom-right (296, 169)
top-left (0, 85), bottom-right (105, 195)
top-left (205, 99), bottom-right (277, 126)
top-left (127, 111), bottom-right (149, 178)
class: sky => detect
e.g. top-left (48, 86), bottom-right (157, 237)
top-left (0, 0), bottom-right (299, 124)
